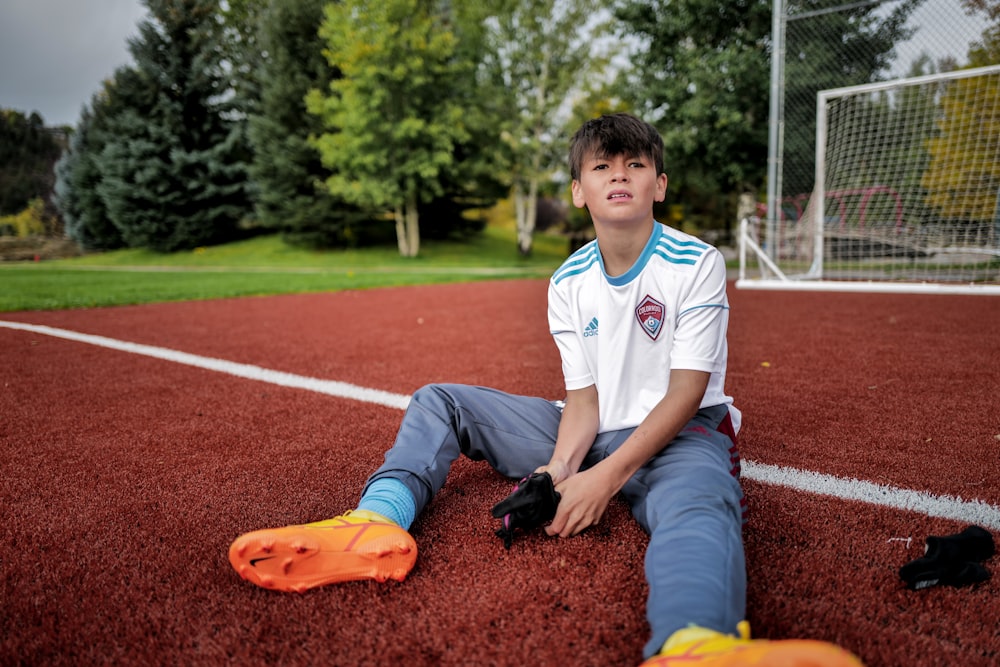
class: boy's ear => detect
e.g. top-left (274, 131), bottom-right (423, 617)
top-left (655, 173), bottom-right (668, 202)
top-left (571, 179), bottom-right (587, 209)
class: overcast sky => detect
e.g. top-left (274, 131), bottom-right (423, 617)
top-left (0, 0), bottom-right (988, 130)
top-left (0, 0), bottom-right (148, 127)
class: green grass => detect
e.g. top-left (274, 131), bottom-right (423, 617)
top-left (1, 226), bottom-right (570, 312)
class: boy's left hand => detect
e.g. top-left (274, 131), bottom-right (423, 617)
top-left (545, 467), bottom-right (615, 538)
top-left (534, 460), bottom-right (571, 486)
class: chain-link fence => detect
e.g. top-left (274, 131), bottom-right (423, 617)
top-left (769, 0), bottom-right (992, 223)
top-left (743, 0), bottom-right (1000, 292)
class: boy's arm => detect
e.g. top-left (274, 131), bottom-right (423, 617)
top-left (544, 368), bottom-right (710, 538)
top-left (536, 384), bottom-right (600, 486)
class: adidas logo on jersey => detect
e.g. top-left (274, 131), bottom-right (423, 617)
top-left (583, 317), bottom-right (599, 337)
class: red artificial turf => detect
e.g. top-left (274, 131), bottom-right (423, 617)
top-left (2, 280), bottom-right (998, 666)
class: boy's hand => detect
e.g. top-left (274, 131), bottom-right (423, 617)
top-left (545, 467), bottom-right (615, 538)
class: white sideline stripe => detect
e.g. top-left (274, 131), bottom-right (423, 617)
top-left (5, 319), bottom-right (999, 530)
top-left (743, 461), bottom-right (1000, 531)
top-left (0, 320), bottom-right (410, 411)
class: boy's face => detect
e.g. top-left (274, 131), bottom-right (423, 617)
top-left (571, 151), bottom-right (668, 227)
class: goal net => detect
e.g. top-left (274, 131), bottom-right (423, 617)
top-left (740, 64), bottom-right (1000, 294)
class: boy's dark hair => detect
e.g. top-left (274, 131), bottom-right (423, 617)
top-left (569, 113), bottom-right (664, 181)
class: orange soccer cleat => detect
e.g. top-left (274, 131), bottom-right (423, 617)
top-left (228, 510), bottom-right (417, 593)
top-left (640, 622), bottom-right (865, 667)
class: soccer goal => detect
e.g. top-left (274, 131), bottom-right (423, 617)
top-left (739, 64), bottom-right (1000, 294)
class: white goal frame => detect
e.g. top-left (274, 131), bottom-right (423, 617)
top-left (739, 64), bottom-right (1000, 295)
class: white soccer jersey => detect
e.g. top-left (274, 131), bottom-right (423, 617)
top-left (548, 222), bottom-right (739, 434)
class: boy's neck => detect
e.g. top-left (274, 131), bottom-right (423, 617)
top-left (595, 218), bottom-right (655, 278)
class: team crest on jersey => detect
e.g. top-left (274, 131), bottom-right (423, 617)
top-left (635, 295), bottom-right (665, 340)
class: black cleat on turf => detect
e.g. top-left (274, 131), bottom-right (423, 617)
top-left (900, 525), bottom-right (995, 590)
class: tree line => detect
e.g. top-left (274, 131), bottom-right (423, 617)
top-left (0, 110), bottom-right (65, 236)
top-left (7, 0), bottom-right (940, 256)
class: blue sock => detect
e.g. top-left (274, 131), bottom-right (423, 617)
top-left (358, 478), bottom-right (416, 530)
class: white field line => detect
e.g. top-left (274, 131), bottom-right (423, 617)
top-left (5, 319), bottom-right (1000, 531)
top-left (742, 461), bottom-right (1000, 531)
top-left (1, 320), bottom-right (410, 411)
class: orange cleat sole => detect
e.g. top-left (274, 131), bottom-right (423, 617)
top-left (228, 516), bottom-right (417, 593)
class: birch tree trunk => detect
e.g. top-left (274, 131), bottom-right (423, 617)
top-left (393, 196), bottom-right (421, 257)
top-left (405, 192), bottom-right (420, 258)
top-left (514, 178), bottom-right (539, 256)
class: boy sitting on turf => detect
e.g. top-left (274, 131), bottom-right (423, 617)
top-left (229, 112), bottom-right (864, 666)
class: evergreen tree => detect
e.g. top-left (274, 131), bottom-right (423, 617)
top-left (54, 80), bottom-right (128, 250)
top-left (95, 0), bottom-right (251, 252)
top-left (247, 0), bottom-right (367, 247)
top-left (220, 0), bottom-right (267, 123)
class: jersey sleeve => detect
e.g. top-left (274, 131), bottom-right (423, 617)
top-left (670, 248), bottom-right (730, 373)
top-left (547, 278), bottom-right (594, 390)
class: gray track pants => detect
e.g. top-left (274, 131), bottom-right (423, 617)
top-left (364, 383), bottom-right (746, 658)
